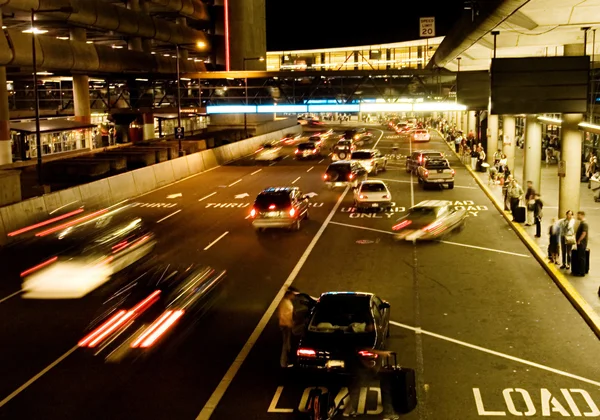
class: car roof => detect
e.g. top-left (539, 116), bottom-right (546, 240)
top-left (260, 187), bottom-right (297, 194)
top-left (318, 291), bottom-right (374, 301)
top-left (360, 179), bottom-right (386, 185)
top-left (412, 200), bottom-right (452, 208)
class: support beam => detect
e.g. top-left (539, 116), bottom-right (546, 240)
top-left (523, 115), bottom-right (542, 192)
top-left (70, 28), bottom-right (91, 124)
top-left (559, 113), bottom-right (583, 217)
top-left (487, 114), bottom-right (499, 164)
top-left (502, 115), bottom-right (516, 175)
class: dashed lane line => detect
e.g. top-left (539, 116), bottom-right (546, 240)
top-left (372, 128), bottom-right (385, 148)
top-left (0, 290), bottom-right (22, 304)
top-left (196, 186), bottom-right (350, 420)
top-left (328, 221), bottom-right (530, 257)
top-left (203, 231), bottom-right (229, 251)
top-left (318, 159), bottom-right (325, 164)
top-left (269, 162), bottom-right (277, 166)
top-left (306, 166), bottom-right (314, 173)
top-left (389, 320), bottom-right (600, 388)
top-left (292, 177), bottom-right (301, 184)
top-left (250, 169), bottom-right (262, 175)
top-left (156, 209), bottom-right (182, 223)
top-left (199, 192), bottom-right (217, 202)
top-left (228, 179), bottom-right (242, 187)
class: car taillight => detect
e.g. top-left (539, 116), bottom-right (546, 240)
top-left (323, 174), bottom-right (328, 180)
top-left (419, 156), bottom-right (423, 163)
top-left (250, 208), bottom-right (257, 217)
top-left (312, 149), bottom-right (317, 154)
top-left (348, 173), bottom-right (354, 180)
top-left (20, 256), bottom-right (58, 277)
top-left (289, 208), bottom-right (296, 217)
top-left (297, 348), bottom-right (316, 357)
top-left (382, 194), bottom-right (389, 199)
top-left (358, 350), bottom-right (378, 358)
top-left (359, 194), bottom-right (367, 199)
top-left (295, 149), bottom-right (300, 154)
top-left (392, 220), bottom-right (412, 231)
top-left (424, 220), bottom-right (443, 232)
top-left (423, 170), bottom-right (429, 177)
top-left (354, 135), bottom-right (359, 140)
top-left (269, 204), bottom-right (276, 210)
top-left (451, 169), bottom-right (455, 176)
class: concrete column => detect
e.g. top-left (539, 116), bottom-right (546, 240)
top-left (487, 114), bottom-right (499, 164)
top-left (468, 110), bottom-right (477, 138)
top-left (454, 111), bottom-right (459, 128)
top-left (523, 115), bottom-right (542, 192)
top-left (559, 113), bottom-right (584, 217)
top-left (70, 28), bottom-right (91, 124)
top-left (127, 0), bottom-right (143, 51)
top-left (502, 115), bottom-right (516, 175)
top-left (140, 0), bottom-right (152, 53)
top-left (142, 113), bottom-right (154, 140)
top-left (228, 0), bottom-right (267, 70)
top-left (462, 111), bottom-right (468, 132)
top-left (0, 65), bottom-right (11, 164)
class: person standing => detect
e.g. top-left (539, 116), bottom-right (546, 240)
top-left (533, 193), bottom-right (543, 238)
top-left (559, 210), bottom-right (576, 270)
top-left (548, 218), bottom-right (560, 263)
top-left (454, 133), bottom-right (461, 153)
top-left (508, 179), bottom-right (524, 218)
top-left (574, 211), bottom-right (589, 276)
top-left (470, 146), bottom-right (479, 169)
top-left (525, 181), bottom-right (536, 226)
top-left (278, 288), bottom-right (296, 368)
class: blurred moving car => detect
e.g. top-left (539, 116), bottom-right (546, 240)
top-left (296, 292), bottom-right (390, 371)
top-left (351, 149), bottom-right (387, 175)
top-left (392, 200), bottom-right (467, 241)
top-left (281, 132), bottom-right (302, 145)
top-left (406, 151), bottom-right (445, 174)
top-left (416, 158), bottom-right (455, 189)
top-left (250, 187), bottom-right (310, 231)
top-left (332, 139), bottom-right (355, 161)
top-left (323, 161), bottom-right (368, 189)
top-left (78, 265), bottom-right (226, 362)
top-left (354, 180), bottom-right (392, 211)
top-left (295, 142), bottom-right (322, 159)
top-left (21, 205), bottom-right (156, 299)
top-left (311, 129), bottom-right (334, 142)
top-left (411, 129), bottom-right (431, 142)
top-left (255, 142), bottom-right (283, 161)
top-left (343, 128), bottom-right (372, 146)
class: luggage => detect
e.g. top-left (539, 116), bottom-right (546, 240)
top-left (512, 206), bottom-right (526, 223)
top-left (571, 248), bottom-right (590, 275)
top-left (379, 352), bottom-right (417, 414)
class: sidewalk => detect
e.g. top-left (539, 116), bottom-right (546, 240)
top-left (473, 147), bottom-right (600, 316)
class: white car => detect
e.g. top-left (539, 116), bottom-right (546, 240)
top-left (350, 149), bottom-right (387, 175)
top-left (353, 180), bottom-right (392, 211)
top-left (255, 143), bottom-right (283, 161)
top-left (411, 129), bottom-right (431, 142)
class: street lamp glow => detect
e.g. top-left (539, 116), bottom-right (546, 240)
top-left (196, 41), bottom-right (207, 49)
top-left (259, 56), bottom-right (265, 61)
top-left (23, 27), bottom-right (48, 34)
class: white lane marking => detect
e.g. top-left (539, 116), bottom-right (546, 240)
top-left (156, 209), bottom-right (182, 223)
top-left (0, 345), bottom-right (78, 408)
top-left (269, 162), bottom-right (277, 166)
top-left (138, 166), bottom-right (220, 198)
top-left (48, 200), bottom-right (79, 215)
top-left (389, 320), bottom-right (600, 388)
top-left (329, 221), bottom-right (530, 257)
top-left (306, 166), bottom-right (314, 173)
top-left (378, 178), bottom-right (477, 189)
top-left (372, 128), bottom-right (385, 148)
top-left (203, 231), bottom-right (229, 251)
top-left (292, 177), bottom-right (301, 184)
top-left (282, 155), bottom-right (289, 160)
top-left (228, 179), bottom-right (242, 187)
top-left (250, 169), bottom-right (262, 175)
top-left (199, 192), bottom-right (217, 202)
top-left (244, 215), bottom-right (252, 220)
top-left (0, 290), bottom-right (22, 304)
top-left (197, 187), bottom-right (350, 420)
top-left (318, 159), bottom-right (325, 164)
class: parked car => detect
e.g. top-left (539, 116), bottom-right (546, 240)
top-left (392, 200), bottom-right (467, 241)
top-left (354, 180), bottom-right (392, 211)
top-left (249, 187), bottom-right (310, 231)
top-left (323, 161), bottom-right (368, 189)
top-left (416, 158), bottom-right (455, 189)
top-left (406, 151), bottom-right (445, 174)
top-left (351, 149), bottom-right (387, 175)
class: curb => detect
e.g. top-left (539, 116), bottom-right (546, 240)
top-left (435, 129), bottom-right (600, 339)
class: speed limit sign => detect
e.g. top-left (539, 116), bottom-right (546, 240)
top-left (419, 17), bottom-right (435, 38)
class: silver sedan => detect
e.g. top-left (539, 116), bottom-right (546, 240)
top-left (392, 200), bottom-right (467, 241)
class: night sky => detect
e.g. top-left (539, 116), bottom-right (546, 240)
top-left (265, 0), bottom-right (466, 51)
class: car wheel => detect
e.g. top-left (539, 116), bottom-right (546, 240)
top-left (448, 182), bottom-right (454, 189)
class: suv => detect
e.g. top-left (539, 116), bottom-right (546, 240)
top-left (332, 139), bottom-right (355, 161)
top-left (406, 151), bottom-right (445, 174)
top-left (343, 128), bottom-right (372, 146)
top-left (354, 180), bottom-right (392, 211)
top-left (417, 158), bottom-right (455, 189)
top-left (323, 161), bottom-right (368, 189)
top-left (249, 187), bottom-right (310, 231)
top-left (351, 149), bottom-right (387, 175)
top-left (295, 142), bottom-right (322, 159)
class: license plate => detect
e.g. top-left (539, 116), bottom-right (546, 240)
top-left (267, 212), bottom-right (278, 217)
top-left (437, 169), bottom-right (443, 173)
top-left (326, 360), bottom-right (345, 369)
top-left (371, 203), bottom-right (379, 207)
top-left (335, 182), bottom-right (344, 186)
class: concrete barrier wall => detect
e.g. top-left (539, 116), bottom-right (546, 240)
top-left (0, 124), bottom-right (302, 245)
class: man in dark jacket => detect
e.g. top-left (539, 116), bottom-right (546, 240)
top-left (574, 211), bottom-right (589, 276)
top-left (533, 194), bottom-right (543, 238)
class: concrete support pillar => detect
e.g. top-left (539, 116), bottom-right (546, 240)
top-left (487, 114), bottom-right (499, 164)
top-left (454, 111), bottom-right (459, 128)
top-left (502, 115), bottom-right (516, 174)
top-left (523, 115), bottom-right (542, 192)
top-left (468, 110), bottom-right (477, 138)
top-left (462, 112), bottom-right (468, 132)
top-left (70, 28), bottom-right (91, 124)
top-left (559, 113), bottom-right (584, 217)
top-left (0, 65), bottom-right (11, 164)
top-left (127, 0), bottom-right (143, 51)
top-left (142, 113), bottom-right (154, 140)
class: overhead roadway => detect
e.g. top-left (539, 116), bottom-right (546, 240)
top-left (430, 0), bottom-right (600, 72)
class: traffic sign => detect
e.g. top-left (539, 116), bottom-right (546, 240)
top-left (175, 126), bottom-right (184, 139)
top-left (420, 17), bottom-right (435, 38)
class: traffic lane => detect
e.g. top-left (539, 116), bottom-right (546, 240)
top-left (0, 168), bottom-right (343, 419)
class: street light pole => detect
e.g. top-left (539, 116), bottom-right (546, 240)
top-left (176, 44), bottom-right (183, 156)
top-left (31, 9), bottom-right (42, 184)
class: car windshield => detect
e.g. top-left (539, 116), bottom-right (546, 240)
top-left (309, 295), bottom-right (373, 333)
top-left (425, 160), bottom-right (449, 169)
top-left (254, 193), bottom-right (291, 210)
top-left (423, 153), bottom-right (443, 158)
top-left (327, 164), bottom-right (351, 175)
top-left (351, 152), bottom-right (372, 160)
top-left (361, 183), bottom-right (386, 192)
top-left (298, 143), bottom-right (315, 150)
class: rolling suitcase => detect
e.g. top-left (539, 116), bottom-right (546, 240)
top-left (571, 248), bottom-right (590, 275)
top-left (379, 352), bottom-right (417, 414)
top-left (512, 206), bottom-right (526, 223)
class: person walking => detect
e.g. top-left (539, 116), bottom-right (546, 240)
top-left (548, 218), bottom-right (560, 264)
top-left (502, 174), bottom-right (514, 211)
top-left (278, 288), bottom-right (296, 368)
top-left (525, 181), bottom-right (536, 226)
top-left (533, 193), bottom-right (543, 238)
top-left (574, 211), bottom-right (589, 276)
top-left (559, 210), bottom-right (576, 270)
top-left (454, 133), bottom-right (461, 153)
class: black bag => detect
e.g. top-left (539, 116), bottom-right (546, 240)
top-left (379, 352), bottom-right (417, 414)
top-left (513, 206), bottom-right (526, 223)
top-left (571, 248), bottom-right (590, 275)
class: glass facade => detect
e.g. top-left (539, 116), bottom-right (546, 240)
top-left (11, 127), bottom-right (92, 161)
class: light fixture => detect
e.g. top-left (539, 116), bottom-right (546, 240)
top-left (35, 71), bottom-right (53, 76)
top-left (23, 27), bottom-right (48, 34)
top-left (86, 40), bottom-right (93, 44)
top-left (56, 36), bottom-right (69, 40)
top-left (196, 40), bottom-right (207, 48)
top-left (164, 54), bottom-right (170, 57)
top-left (135, 78), bottom-right (148, 81)
top-left (111, 45), bottom-right (123, 49)
top-left (2, 26), bottom-right (7, 29)
top-left (151, 52), bottom-right (156, 54)
top-left (537, 116), bottom-right (563, 125)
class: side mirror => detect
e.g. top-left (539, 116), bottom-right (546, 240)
top-left (379, 301), bottom-right (390, 310)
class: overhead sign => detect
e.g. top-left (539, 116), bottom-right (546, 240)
top-left (175, 126), bottom-right (184, 139)
top-left (419, 17), bottom-right (435, 38)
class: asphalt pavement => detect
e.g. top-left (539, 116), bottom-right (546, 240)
top-left (1, 125), bottom-right (600, 420)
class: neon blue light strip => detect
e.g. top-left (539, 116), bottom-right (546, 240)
top-left (206, 105), bottom-right (257, 114)
top-left (257, 105), bottom-right (308, 113)
top-left (308, 104), bottom-right (360, 112)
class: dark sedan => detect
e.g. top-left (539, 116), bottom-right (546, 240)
top-left (296, 292), bottom-right (390, 371)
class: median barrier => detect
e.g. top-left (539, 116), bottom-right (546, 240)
top-left (186, 152), bottom-right (205, 174)
top-left (153, 161), bottom-right (176, 187)
top-left (53, 188), bottom-right (83, 212)
top-left (77, 179), bottom-right (113, 209)
top-left (132, 166), bottom-right (158, 195)
top-left (105, 149), bottom-right (156, 168)
top-left (108, 173), bottom-right (138, 203)
top-left (171, 156), bottom-right (191, 181)
top-left (0, 196), bottom-right (47, 234)
top-left (201, 149), bottom-right (218, 170)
